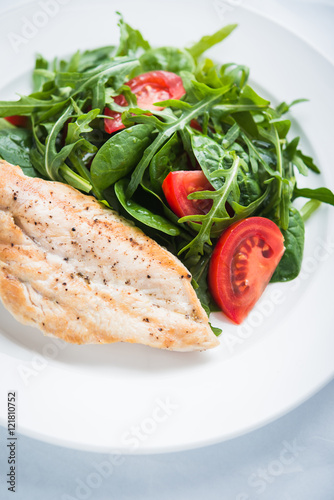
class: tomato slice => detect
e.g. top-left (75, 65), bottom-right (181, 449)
top-left (5, 116), bottom-right (28, 128)
top-left (162, 171), bottom-right (214, 218)
top-left (104, 70), bottom-right (185, 134)
top-left (208, 217), bottom-right (285, 324)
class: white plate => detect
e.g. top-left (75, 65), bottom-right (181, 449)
top-left (0, 0), bottom-right (333, 453)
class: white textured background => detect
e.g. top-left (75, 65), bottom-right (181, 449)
top-left (0, 1), bottom-right (333, 499)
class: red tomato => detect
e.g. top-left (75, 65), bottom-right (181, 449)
top-left (5, 116), bottom-right (28, 128)
top-left (104, 70), bottom-right (185, 134)
top-left (190, 119), bottom-right (203, 132)
top-left (208, 217), bottom-right (285, 324)
top-left (162, 171), bottom-right (214, 218)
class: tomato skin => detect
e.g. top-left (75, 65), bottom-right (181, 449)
top-left (190, 119), bottom-right (202, 132)
top-left (5, 116), bottom-right (28, 128)
top-left (162, 171), bottom-right (214, 218)
top-left (208, 217), bottom-right (285, 324)
top-left (104, 70), bottom-right (185, 134)
top-left (104, 108), bottom-right (124, 134)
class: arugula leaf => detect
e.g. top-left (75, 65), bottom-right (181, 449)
top-left (32, 55), bottom-right (49, 92)
top-left (0, 93), bottom-right (67, 118)
top-left (271, 208), bottom-right (305, 282)
top-left (140, 47), bottom-right (195, 73)
top-left (77, 46), bottom-right (117, 72)
top-left (275, 98), bottom-right (308, 117)
top-left (179, 152), bottom-right (242, 256)
top-left (187, 24), bottom-right (237, 59)
top-left (91, 124), bottom-right (155, 190)
top-left (115, 178), bottom-right (181, 236)
top-left (44, 104), bottom-right (75, 181)
top-left (294, 186), bottom-right (334, 206)
top-left (65, 109), bottom-right (99, 192)
top-left (116, 13), bottom-right (150, 57)
top-left (125, 80), bottom-right (233, 198)
top-left (285, 136), bottom-right (320, 174)
top-left (55, 57), bottom-right (139, 97)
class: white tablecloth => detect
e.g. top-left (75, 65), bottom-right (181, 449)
top-left (0, 1), bottom-right (333, 499)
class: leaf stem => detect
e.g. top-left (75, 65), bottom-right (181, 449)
top-left (300, 199), bottom-right (321, 222)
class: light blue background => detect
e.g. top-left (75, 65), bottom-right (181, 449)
top-left (0, 381), bottom-right (333, 500)
top-left (0, 1), bottom-right (333, 499)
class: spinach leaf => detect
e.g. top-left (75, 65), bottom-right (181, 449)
top-left (149, 132), bottom-right (188, 194)
top-left (114, 178), bottom-right (181, 236)
top-left (140, 47), bottom-right (195, 73)
top-left (0, 128), bottom-right (38, 177)
top-left (188, 254), bottom-right (220, 315)
top-left (91, 124), bottom-right (155, 190)
top-left (271, 207), bottom-right (305, 282)
top-left (187, 24), bottom-right (237, 59)
top-left (191, 134), bottom-right (230, 189)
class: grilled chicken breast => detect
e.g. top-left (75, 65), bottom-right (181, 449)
top-left (0, 161), bottom-right (219, 351)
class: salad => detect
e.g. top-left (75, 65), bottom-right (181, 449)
top-left (0, 14), bottom-right (333, 331)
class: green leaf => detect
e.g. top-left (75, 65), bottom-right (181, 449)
top-left (270, 119), bottom-right (291, 139)
top-left (44, 104), bottom-right (76, 180)
top-left (77, 46), bottom-right (117, 72)
top-left (115, 178), bottom-right (181, 236)
top-left (295, 150), bottom-right (319, 174)
top-left (56, 57), bottom-right (139, 97)
top-left (240, 85), bottom-right (270, 107)
top-left (195, 58), bottom-right (226, 89)
top-left (0, 128), bottom-right (38, 177)
top-left (275, 98), bottom-right (308, 117)
top-left (32, 55), bottom-right (50, 92)
top-left (179, 152), bottom-right (242, 256)
top-left (187, 24), bottom-right (237, 59)
top-left (0, 93), bottom-right (67, 118)
top-left (0, 118), bottom-right (16, 130)
top-left (271, 207), bottom-right (305, 282)
top-left (300, 199), bottom-right (321, 222)
top-left (126, 84), bottom-right (232, 198)
top-left (91, 124), bottom-right (154, 190)
top-left (187, 254), bottom-right (220, 319)
top-left (140, 47), bottom-right (195, 73)
top-left (233, 111), bottom-right (259, 138)
top-left (149, 132), bottom-right (188, 194)
top-left (222, 123), bottom-right (240, 149)
top-left (191, 134), bottom-right (230, 190)
top-left (59, 165), bottom-right (92, 193)
top-left (294, 186), bottom-right (334, 206)
top-left (116, 13), bottom-right (150, 57)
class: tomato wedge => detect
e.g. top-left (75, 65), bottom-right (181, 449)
top-left (4, 116), bottom-right (28, 128)
top-left (104, 70), bottom-right (185, 134)
top-left (162, 171), bottom-right (214, 218)
top-left (208, 217), bottom-right (285, 324)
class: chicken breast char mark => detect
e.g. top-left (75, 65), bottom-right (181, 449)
top-left (0, 161), bottom-right (219, 351)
